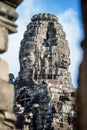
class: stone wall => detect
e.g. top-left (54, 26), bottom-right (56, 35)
top-left (0, 1), bottom-right (23, 130)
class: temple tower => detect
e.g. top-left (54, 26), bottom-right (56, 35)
top-left (16, 13), bottom-right (76, 130)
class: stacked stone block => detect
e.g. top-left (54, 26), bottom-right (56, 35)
top-left (0, 1), bottom-right (23, 130)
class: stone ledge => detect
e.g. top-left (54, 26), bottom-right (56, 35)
top-left (0, 16), bottom-right (17, 33)
top-left (0, 2), bottom-right (18, 21)
top-left (0, 0), bottom-right (24, 8)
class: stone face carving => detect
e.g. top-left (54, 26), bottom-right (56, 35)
top-left (14, 13), bottom-right (76, 130)
top-left (19, 13), bottom-right (71, 81)
top-left (58, 49), bottom-right (70, 69)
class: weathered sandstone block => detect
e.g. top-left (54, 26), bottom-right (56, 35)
top-left (0, 79), bottom-right (14, 112)
top-left (0, 26), bottom-right (8, 53)
top-left (0, 59), bottom-right (9, 81)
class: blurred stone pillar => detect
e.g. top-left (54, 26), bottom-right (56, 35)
top-left (0, 1), bottom-right (23, 130)
top-left (77, 0), bottom-right (87, 130)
